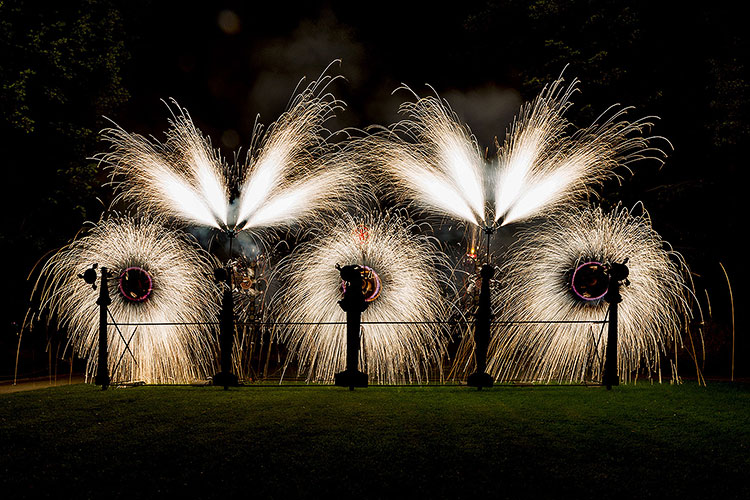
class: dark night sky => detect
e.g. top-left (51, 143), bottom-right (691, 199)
top-left (2, 0), bottom-right (746, 376)
top-left (114, 2), bottom-right (524, 146)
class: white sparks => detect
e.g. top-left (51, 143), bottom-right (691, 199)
top-left (485, 204), bottom-right (693, 383)
top-left (28, 215), bottom-right (220, 384)
top-left (270, 211), bottom-right (455, 384)
top-left (102, 107), bottom-right (230, 229)
top-left (368, 76), bottom-right (665, 228)
top-left (102, 63), bottom-right (358, 236)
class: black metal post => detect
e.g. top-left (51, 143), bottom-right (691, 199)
top-left (603, 260), bottom-right (628, 390)
top-left (95, 267), bottom-right (111, 390)
top-left (213, 264), bottom-right (239, 389)
top-left (603, 282), bottom-right (621, 390)
top-left (213, 230), bottom-right (240, 389)
top-left (468, 263), bottom-right (495, 389)
top-left (334, 264), bottom-right (369, 390)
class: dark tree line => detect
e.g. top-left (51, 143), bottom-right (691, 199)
top-left (1, 0), bottom-right (131, 375)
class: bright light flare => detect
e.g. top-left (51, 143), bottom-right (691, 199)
top-left (495, 79), bottom-right (662, 225)
top-left (366, 94), bottom-right (487, 226)
top-left (368, 77), bottom-right (665, 229)
top-left (102, 109), bottom-right (230, 229)
top-left (102, 63), bottom-right (359, 236)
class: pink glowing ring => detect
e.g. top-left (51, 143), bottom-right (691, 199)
top-left (118, 266), bottom-right (154, 302)
top-left (341, 265), bottom-right (381, 303)
top-left (362, 265), bottom-right (381, 302)
top-left (571, 261), bottom-right (609, 301)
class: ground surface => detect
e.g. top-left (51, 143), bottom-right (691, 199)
top-left (1, 382), bottom-right (748, 498)
top-left (0, 376), bottom-right (85, 394)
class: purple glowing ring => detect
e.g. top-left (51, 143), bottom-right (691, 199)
top-left (118, 266), bottom-right (154, 302)
top-left (340, 265), bottom-right (382, 303)
top-left (362, 265), bottom-right (381, 303)
top-left (571, 261), bottom-right (609, 301)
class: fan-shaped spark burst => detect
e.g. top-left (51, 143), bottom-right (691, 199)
top-left (368, 77), bottom-right (664, 228)
top-left (486, 205), bottom-right (692, 383)
top-left (102, 107), bottom-right (231, 229)
top-left (271, 211), bottom-right (454, 384)
top-left (28, 215), bottom-right (220, 383)
top-left (102, 64), bottom-right (356, 235)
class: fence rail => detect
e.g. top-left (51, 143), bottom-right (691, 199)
top-left (107, 319), bottom-right (608, 326)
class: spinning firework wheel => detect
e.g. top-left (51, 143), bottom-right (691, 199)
top-left (30, 215), bottom-right (220, 384)
top-left (271, 211), bottom-right (454, 384)
top-left (486, 205), bottom-right (692, 383)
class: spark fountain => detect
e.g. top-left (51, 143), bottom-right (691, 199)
top-left (226, 253), bottom-right (270, 380)
top-left (487, 204), bottom-right (693, 383)
top-left (101, 66), bottom-right (355, 236)
top-left (270, 211), bottom-right (454, 385)
top-left (100, 64), bottom-right (361, 384)
top-left (366, 75), bottom-right (665, 387)
top-left (371, 76), bottom-right (664, 229)
top-left (27, 215), bottom-right (220, 384)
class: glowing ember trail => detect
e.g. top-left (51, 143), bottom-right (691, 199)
top-left (270, 211), bottom-right (455, 384)
top-left (485, 205), bottom-right (694, 383)
top-left (27, 215), bottom-right (220, 384)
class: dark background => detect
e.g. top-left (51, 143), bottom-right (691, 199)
top-left (1, 0), bottom-right (745, 379)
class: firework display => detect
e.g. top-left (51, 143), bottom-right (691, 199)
top-left (486, 205), bottom-right (692, 383)
top-left (29, 215), bottom-right (220, 383)
top-left (368, 77), bottom-right (663, 228)
top-left (25, 64), bottom-right (701, 387)
top-left (271, 211), bottom-right (455, 384)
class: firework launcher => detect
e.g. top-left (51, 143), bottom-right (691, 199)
top-left (467, 221), bottom-right (497, 389)
top-left (212, 228), bottom-right (240, 389)
top-left (334, 264), bottom-right (369, 390)
top-left (603, 259), bottom-right (630, 390)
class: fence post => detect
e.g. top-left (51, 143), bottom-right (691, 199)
top-left (603, 260), bottom-right (628, 389)
top-left (603, 288), bottom-right (620, 389)
top-left (468, 263), bottom-right (494, 389)
top-left (214, 267), bottom-right (239, 389)
top-left (334, 264), bottom-right (368, 390)
top-left (95, 267), bottom-right (111, 390)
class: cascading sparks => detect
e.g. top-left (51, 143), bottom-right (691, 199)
top-left (483, 204), bottom-right (694, 383)
top-left (27, 214), bottom-right (220, 384)
top-left (101, 64), bottom-right (358, 237)
top-left (270, 211), bottom-right (455, 384)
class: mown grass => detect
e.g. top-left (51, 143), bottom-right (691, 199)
top-left (1, 382), bottom-right (748, 498)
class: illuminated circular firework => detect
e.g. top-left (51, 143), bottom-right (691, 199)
top-left (570, 261), bottom-right (609, 301)
top-left (271, 211), bottom-right (454, 384)
top-left (486, 204), bottom-right (693, 383)
top-left (29, 215), bottom-right (220, 384)
top-left (118, 266), bottom-right (154, 302)
top-left (341, 265), bottom-right (381, 302)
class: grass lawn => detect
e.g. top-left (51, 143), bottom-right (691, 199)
top-left (1, 382), bottom-right (748, 498)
